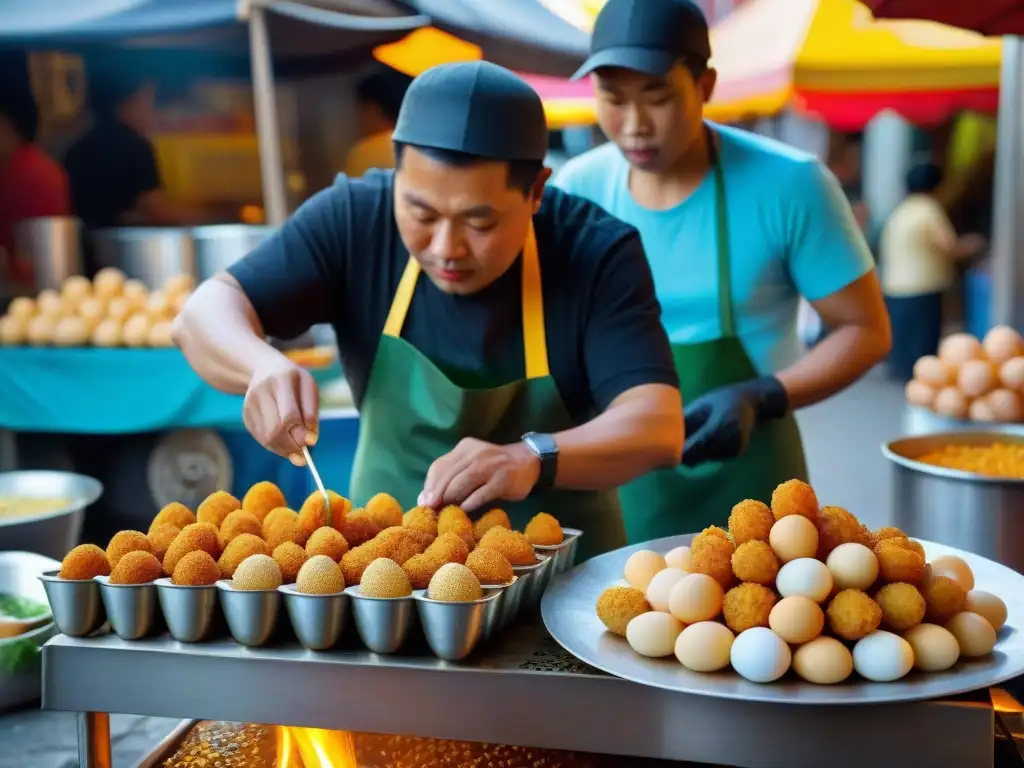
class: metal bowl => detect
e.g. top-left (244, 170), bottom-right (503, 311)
top-left (279, 584), bottom-right (349, 651)
top-left (0, 471), bottom-right (103, 561)
top-left (191, 225), bottom-right (275, 283)
top-left (345, 585), bottom-right (416, 654)
top-left (216, 581), bottom-right (281, 647)
top-left (415, 588), bottom-right (503, 661)
top-left (0, 552), bottom-right (56, 639)
top-left (532, 527), bottom-right (582, 575)
top-left (155, 579), bottom-right (219, 643)
top-left (38, 570), bottom-right (105, 637)
top-left (95, 576), bottom-right (160, 641)
top-left (90, 227), bottom-right (196, 289)
top-left (883, 431), bottom-right (1024, 572)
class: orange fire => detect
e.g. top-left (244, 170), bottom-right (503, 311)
top-left (277, 727), bottom-right (358, 768)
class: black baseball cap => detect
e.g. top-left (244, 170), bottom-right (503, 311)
top-left (573, 0), bottom-right (711, 80)
top-left (392, 61), bottom-right (548, 162)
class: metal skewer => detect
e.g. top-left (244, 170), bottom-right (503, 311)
top-left (302, 446), bottom-right (332, 527)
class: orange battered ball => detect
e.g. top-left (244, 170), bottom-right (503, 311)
top-left (771, 479), bottom-right (819, 524)
top-left (728, 500), bottom-right (773, 545)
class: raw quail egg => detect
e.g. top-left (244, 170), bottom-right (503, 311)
top-left (664, 545), bottom-right (692, 571)
top-left (985, 389), bottom-right (1023, 422)
top-left (668, 572), bottom-right (723, 623)
top-left (147, 321), bottom-right (174, 348)
top-left (775, 558), bottom-right (833, 603)
top-left (913, 355), bottom-right (954, 387)
top-left (106, 297), bottom-right (131, 322)
top-left (933, 387), bottom-right (969, 420)
top-left (957, 359), bottom-right (998, 398)
top-left (969, 398), bottom-right (997, 422)
top-left (946, 612), bottom-right (997, 657)
top-left (929, 555), bottom-right (974, 591)
top-left (91, 319), bottom-right (122, 347)
top-left (53, 316), bottom-right (89, 347)
top-left (769, 516), bottom-right (818, 563)
top-left (0, 315), bottom-right (26, 345)
top-left (905, 379), bottom-right (936, 409)
top-left (7, 297), bottom-right (34, 320)
top-left (122, 279), bottom-right (149, 308)
top-left (675, 621), bottom-right (734, 672)
top-left (999, 357), bottom-right (1024, 390)
top-left (36, 289), bottom-right (63, 318)
top-left (146, 290), bottom-right (172, 321)
top-left (122, 314), bottom-right (151, 347)
top-left (769, 596), bottom-right (825, 645)
top-left (939, 333), bottom-right (983, 367)
top-left (965, 590), bottom-right (1007, 631)
top-left (792, 636), bottom-right (853, 684)
top-left (983, 325), bottom-right (1024, 364)
top-left (624, 550), bottom-right (666, 591)
top-left (93, 267), bottom-right (126, 298)
top-left (730, 627), bottom-right (791, 683)
top-left (26, 315), bottom-right (56, 345)
top-left (852, 631), bottom-right (914, 682)
top-left (904, 623), bottom-right (960, 672)
top-left (646, 567), bottom-right (688, 612)
top-left (164, 273), bottom-right (196, 297)
top-left (826, 543), bottom-right (879, 591)
top-left (60, 275), bottom-right (92, 306)
top-left (626, 611), bottom-right (683, 658)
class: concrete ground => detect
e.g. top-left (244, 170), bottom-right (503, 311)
top-left (0, 369), bottom-right (908, 767)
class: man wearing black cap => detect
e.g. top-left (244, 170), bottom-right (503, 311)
top-left (173, 61), bottom-right (683, 560)
top-left (555, 0), bottom-right (891, 543)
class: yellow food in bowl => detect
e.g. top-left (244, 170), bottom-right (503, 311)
top-left (916, 443), bottom-right (1024, 478)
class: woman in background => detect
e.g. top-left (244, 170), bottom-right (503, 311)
top-left (880, 163), bottom-right (984, 381)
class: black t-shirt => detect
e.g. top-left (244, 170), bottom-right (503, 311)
top-left (64, 118), bottom-right (161, 230)
top-left (228, 171), bottom-right (679, 423)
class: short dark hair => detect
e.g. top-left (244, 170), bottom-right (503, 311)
top-left (0, 86), bottom-right (39, 142)
top-left (907, 162), bottom-right (943, 195)
top-left (393, 141), bottom-right (544, 197)
top-left (84, 57), bottom-right (151, 118)
top-left (356, 67), bottom-right (413, 124)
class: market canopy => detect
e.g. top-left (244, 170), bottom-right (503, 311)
top-left (862, 1), bottom-right (1024, 36)
top-left (709, 0), bottom-right (1001, 128)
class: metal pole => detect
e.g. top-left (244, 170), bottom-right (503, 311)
top-left (991, 36), bottom-right (1024, 330)
top-left (77, 711), bottom-right (112, 768)
top-left (248, 5), bottom-right (288, 227)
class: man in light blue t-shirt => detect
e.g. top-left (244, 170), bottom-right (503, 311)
top-left (554, 0), bottom-right (892, 543)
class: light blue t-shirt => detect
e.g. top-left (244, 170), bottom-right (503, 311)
top-left (552, 125), bottom-right (874, 375)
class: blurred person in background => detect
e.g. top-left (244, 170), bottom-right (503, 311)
top-left (0, 86), bottom-right (70, 287)
top-left (880, 162), bottom-right (984, 382)
top-left (555, 0), bottom-right (891, 542)
top-left (343, 66), bottom-right (413, 177)
top-left (64, 64), bottom-right (203, 234)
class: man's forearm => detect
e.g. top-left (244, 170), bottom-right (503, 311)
top-left (547, 384), bottom-right (684, 491)
top-left (171, 276), bottom-right (285, 395)
top-left (777, 324), bottom-right (890, 410)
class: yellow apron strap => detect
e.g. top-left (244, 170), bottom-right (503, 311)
top-left (382, 257), bottom-right (421, 338)
top-left (521, 222), bottom-right (551, 379)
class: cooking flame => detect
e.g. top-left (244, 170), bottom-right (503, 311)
top-left (277, 727), bottom-right (358, 768)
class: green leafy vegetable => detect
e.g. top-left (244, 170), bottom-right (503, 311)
top-left (0, 639), bottom-right (42, 674)
top-left (0, 594), bottom-right (48, 620)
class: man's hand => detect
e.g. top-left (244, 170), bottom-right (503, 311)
top-left (242, 356), bottom-right (320, 465)
top-left (418, 438), bottom-right (541, 512)
top-left (682, 376), bottom-right (788, 466)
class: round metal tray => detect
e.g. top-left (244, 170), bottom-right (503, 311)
top-left (541, 534), bottom-right (1024, 705)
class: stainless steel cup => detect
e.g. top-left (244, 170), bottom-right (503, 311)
top-left (95, 576), bottom-right (159, 641)
top-left (38, 571), bottom-right (105, 638)
top-left (479, 578), bottom-right (515, 639)
top-left (156, 578), bottom-right (219, 643)
top-left (279, 584), bottom-right (349, 651)
top-left (345, 585), bottom-right (416, 654)
top-left (415, 588), bottom-right (502, 661)
top-left (512, 554), bottom-right (554, 615)
top-left (216, 581), bottom-right (281, 647)
top-left (533, 527), bottom-right (582, 574)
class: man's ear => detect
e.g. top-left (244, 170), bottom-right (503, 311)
top-left (531, 167), bottom-right (553, 213)
top-left (700, 68), bottom-right (718, 104)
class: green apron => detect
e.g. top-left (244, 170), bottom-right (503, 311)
top-left (618, 136), bottom-right (809, 544)
top-left (349, 223), bottom-right (625, 562)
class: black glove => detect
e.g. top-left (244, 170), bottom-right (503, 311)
top-left (682, 376), bottom-right (789, 467)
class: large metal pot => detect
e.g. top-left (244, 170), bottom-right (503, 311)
top-left (192, 225), bottom-right (275, 282)
top-left (90, 228), bottom-right (196, 290)
top-left (13, 217), bottom-right (82, 291)
top-left (0, 471), bottom-right (103, 561)
top-left (902, 404), bottom-right (1024, 438)
top-left (883, 432), bottom-right (1024, 573)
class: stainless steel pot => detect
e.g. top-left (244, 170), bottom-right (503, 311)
top-left (883, 432), bottom-right (1024, 573)
top-left (192, 225), bottom-right (274, 282)
top-left (902, 405), bottom-right (1024, 438)
top-left (0, 471), bottom-right (103, 561)
top-left (13, 217), bottom-right (82, 291)
top-left (90, 228), bottom-right (196, 290)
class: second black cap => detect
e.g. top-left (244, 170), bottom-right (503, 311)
top-left (573, 0), bottom-right (711, 80)
top-left (392, 61), bottom-right (548, 163)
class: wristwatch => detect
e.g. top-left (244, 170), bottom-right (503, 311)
top-left (521, 432), bottom-right (558, 492)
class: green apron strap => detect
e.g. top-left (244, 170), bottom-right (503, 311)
top-left (709, 127), bottom-right (735, 339)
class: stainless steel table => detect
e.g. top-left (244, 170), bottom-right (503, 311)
top-left (42, 622), bottom-right (1002, 768)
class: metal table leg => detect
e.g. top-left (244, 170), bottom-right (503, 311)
top-left (77, 712), bottom-right (112, 768)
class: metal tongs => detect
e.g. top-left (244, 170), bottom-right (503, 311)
top-left (302, 446), bottom-right (332, 527)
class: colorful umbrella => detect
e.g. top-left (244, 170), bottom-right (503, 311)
top-left (709, 0), bottom-right (1001, 128)
top-left (862, 1), bottom-right (1024, 36)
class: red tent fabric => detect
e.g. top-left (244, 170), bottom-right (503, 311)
top-left (864, 1), bottom-right (1024, 35)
